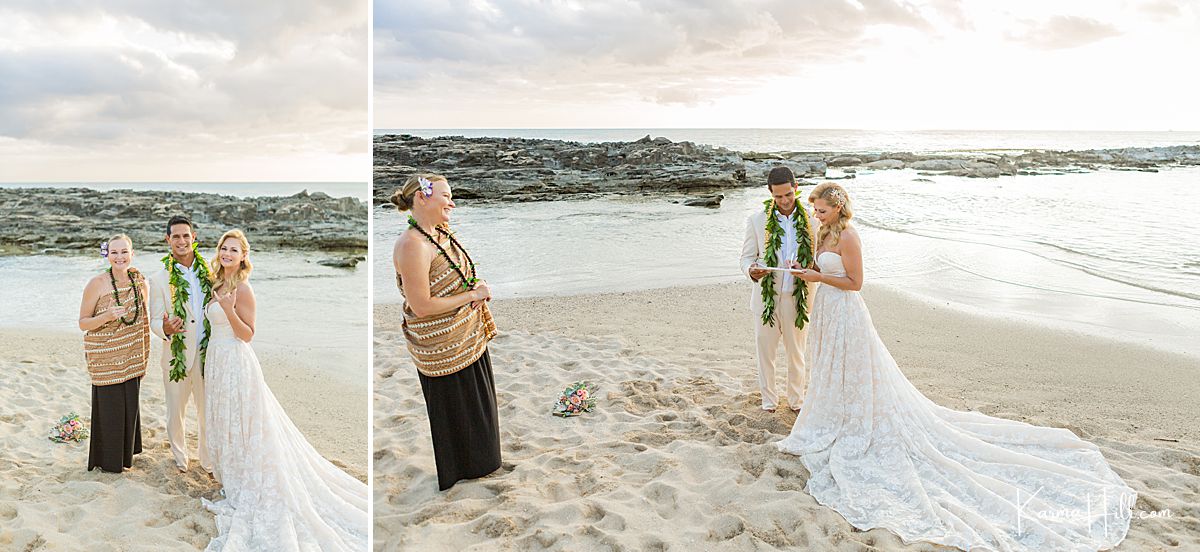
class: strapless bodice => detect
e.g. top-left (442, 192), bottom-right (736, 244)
top-left (205, 301), bottom-right (239, 342)
top-left (816, 251), bottom-right (846, 277)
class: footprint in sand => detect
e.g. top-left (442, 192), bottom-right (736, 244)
top-left (639, 537), bottom-right (669, 552)
top-left (144, 512), bottom-right (174, 528)
top-left (573, 471), bottom-right (617, 498)
top-left (472, 513), bottom-right (525, 538)
top-left (541, 480), bottom-right (570, 502)
top-left (481, 481), bottom-right (513, 498)
top-left (378, 414), bottom-right (405, 429)
top-left (641, 481), bottom-right (680, 519)
top-left (515, 528), bottom-right (561, 549)
top-left (0, 413), bottom-right (31, 424)
top-left (707, 513), bottom-right (746, 541)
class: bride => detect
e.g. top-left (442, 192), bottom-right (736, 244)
top-left (202, 229), bottom-right (367, 551)
top-left (776, 183), bottom-right (1135, 551)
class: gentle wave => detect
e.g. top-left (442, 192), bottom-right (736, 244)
top-left (856, 218), bottom-right (1200, 306)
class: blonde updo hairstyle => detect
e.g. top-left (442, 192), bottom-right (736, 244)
top-left (107, 234), bottom-right (133, 249)
top-left (808, 182), bottom-right (854, 249)
top-left (209, 229), bottom-right (253, 294)
top-left (391, 173), bottom-right (448, 212)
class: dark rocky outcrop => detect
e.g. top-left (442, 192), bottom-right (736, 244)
top-left (682, 194), bottom-right (724, 208)
top-left (374, 134), bottom-right (1200, 205)
top-left (0, 188), bottom-right (367, 255)
top-left (318, 255), bottom-right (366, 268)
top-left (373, 134), bottom-right (746, 205)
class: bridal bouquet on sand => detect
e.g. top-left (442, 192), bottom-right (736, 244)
top-left (49, 413), bottom-right (89, 443)
top-left (552, 381), bottom-right (597, 417)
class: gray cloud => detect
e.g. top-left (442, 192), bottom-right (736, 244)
top-left (0, 1), bottom-right (366, 179)
top-left (374, 0), bottom-right (957, 120)
top-left (10, 0), bottom-right (365, 60)
top-left (376, 0), bottom-right (937, 70)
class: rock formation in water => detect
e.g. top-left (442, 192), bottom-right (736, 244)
top-left (0, 188), bottom-right (367, 255)
top-left (374, 134), bottom-right (1200, 204)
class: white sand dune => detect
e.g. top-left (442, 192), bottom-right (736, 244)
top-left (374, 283), bottom-right (1200, 551)
top-left (0, 330), bottom-right (366, 551)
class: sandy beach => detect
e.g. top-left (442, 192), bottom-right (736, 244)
top-left (0, 329), bottom-right (367, 551)
top-left (374, 282), bottom-right (1200, 551)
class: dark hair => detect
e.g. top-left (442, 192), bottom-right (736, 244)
top-left (166, 215), bottom-right (194, 236)
top-left (766, 166), bottom-right (796, 187)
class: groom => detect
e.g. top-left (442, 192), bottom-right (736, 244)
top-left (148, 215), bottom-right (213, 473)
top-left (740, 166), bottom-right (816, 412)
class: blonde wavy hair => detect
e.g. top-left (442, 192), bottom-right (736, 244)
top-left (808, 182), bottom-right (854, 250)
top-left (391, 173), bottom-right (448, 212)
top-left (209, 229), bottom-right (253, 294)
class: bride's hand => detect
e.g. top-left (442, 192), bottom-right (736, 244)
top-left (216, 290), bottom-right (237, 310)
top-left (795, 268), bottom-right (823, 283)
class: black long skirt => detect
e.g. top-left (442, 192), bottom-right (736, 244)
top-left (418, 349), bottom-right (502, 491)
top-left (87, 376), bottom-right (143, 473)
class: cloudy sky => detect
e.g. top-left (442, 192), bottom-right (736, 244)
top-left (0, 1), bottom-right (367, 182)
top-left (376, 0), bottom-right (1198, 131)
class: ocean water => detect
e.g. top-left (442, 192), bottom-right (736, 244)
top-left (377, 128), bottom-right (1200, 153)
top-left (373, 164), bottom-right (1200, 359)
top-left (0, 182), bottom-right (369, 201)
top-left (0, 251), bottom-right (367, 386)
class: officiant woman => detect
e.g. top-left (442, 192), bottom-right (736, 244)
top-left (392, 173), bottom-right (501, 490)
top-left (78, 234), bottom-right (150, 473)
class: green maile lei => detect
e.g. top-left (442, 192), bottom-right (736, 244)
top-left (407, 216), bottom-right (479, 290)
top-left (161, 241), bottom-right (213, 382)
top-left (759, 196), bottom-right (814, 329)
top-left (105, 267), bottom-right (142, 326)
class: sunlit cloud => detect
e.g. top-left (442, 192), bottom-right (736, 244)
top-left (375, 0), bottom-right (1200, 131)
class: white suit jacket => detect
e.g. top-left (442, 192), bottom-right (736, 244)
top-left (739, 206), bottom-right (816, 312)
top-left (148, 266), bottom-right (203, 373)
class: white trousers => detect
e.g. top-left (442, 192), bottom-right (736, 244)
top-left (163, 355), bottom-right (211, 471)
top-left (755, 293), bottom-right (808, 410)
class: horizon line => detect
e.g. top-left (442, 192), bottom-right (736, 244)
top-left (0, 181), bottom-right (367, 185)
top-left (377, 127), bottom-right (1200, 133)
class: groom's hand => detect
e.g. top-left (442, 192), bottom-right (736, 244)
top-left (749, 266), bottom-right (768, 281)
top-left (163, 313), bottom-right (185, 335)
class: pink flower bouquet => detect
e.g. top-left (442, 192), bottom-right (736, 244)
top-left (552, 381), bottom-right (596, 417)
top-left (49, 412), bottom-right (89, 443)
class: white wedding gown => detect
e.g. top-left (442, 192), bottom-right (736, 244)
top-left (777, 252), bottom-right (1135, 552)
top-left (202, 301), bottom-right (368, 551)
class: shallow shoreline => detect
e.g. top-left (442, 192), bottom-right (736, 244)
top-left (0, 329), bottom-right (366, 550)
top-left (374, 282), bottom-right (1200, 551)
